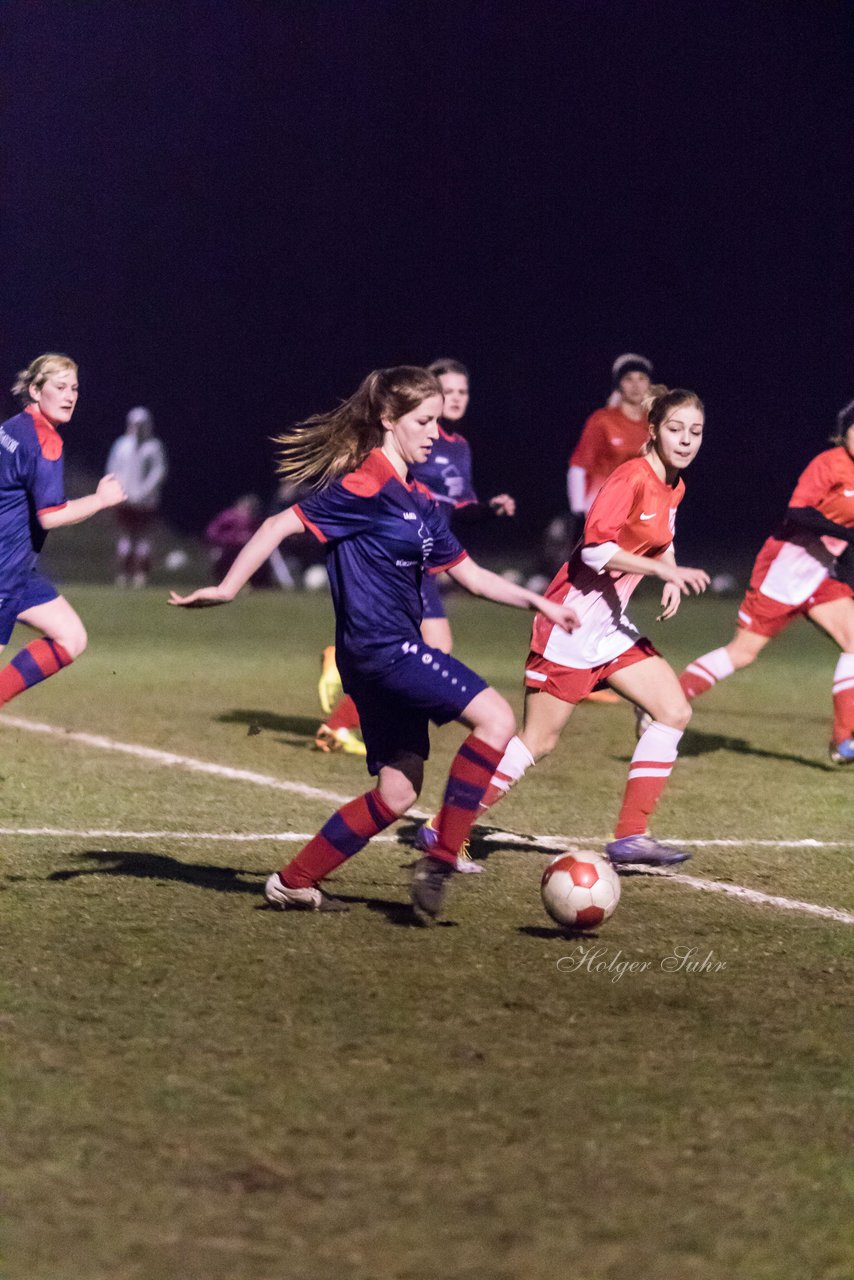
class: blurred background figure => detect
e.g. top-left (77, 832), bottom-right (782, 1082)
top-left (106, 406), bottom-right (168, 587)
top-left (564, 354), bottom-right (654, 704)
top-left (204, 494), bottom-right (266, 585)
top-left (567, 353), bottom-right (653, 528)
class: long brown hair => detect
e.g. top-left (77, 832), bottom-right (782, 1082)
top-left (275, 366), bottom-right (442, 487)
top-left (641, 384), bottom-right (704, 452)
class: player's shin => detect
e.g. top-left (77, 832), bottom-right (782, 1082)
top-left (831, 653), bottom-right (854, 752)
top-left (0, 638), bottom-right (73, 707)
top-left (679, 647), bottom-right (735, 700)
top-left (479, 734), bottom-right (535, 812)
top-left (276, 788), bottom-right (398, 889)
top-left (431, 735), bottom-right (505, 863)
top-left (613, 721), bottom-right (683, 839)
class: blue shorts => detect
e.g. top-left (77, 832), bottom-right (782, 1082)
top-left (0, 570), bottom-right (59, 645)
top-left (344, 642), bottom-right (488, 775)
top-left (420, 572), bottom-right (447, 620)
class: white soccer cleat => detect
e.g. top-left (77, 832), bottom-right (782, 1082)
top-left (264, 873), bottom-right (323, 910)
top-left (634, 705), bottom-right (653, 740)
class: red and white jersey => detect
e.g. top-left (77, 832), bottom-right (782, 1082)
top-left (569, 407), bottom-right (651, 505)
top-left (533, 456), bottom-right (684, 668)
top-left (749, 447), bottom-right (854, 606)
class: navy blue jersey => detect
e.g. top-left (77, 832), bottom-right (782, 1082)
top-left (411, 425), bottom-right (477, 525)
top-left (0, 408), bottom-right (67, 585)
top-left (294, 449), bottom-right (466, 675)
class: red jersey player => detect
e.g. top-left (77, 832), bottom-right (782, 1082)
top-left (679, 400), bottom-right (854, 763)
top-left (419, 384), bottom-right (709, 868)
top-left (567, 353), bottom-right (654, 518)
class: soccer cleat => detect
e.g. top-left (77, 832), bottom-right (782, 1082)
top-left (314, 724), bottom-right (367, 756)
top-left (415, 817), bottom-right (484, 874)
top-left (829, 736), bottom-right (854, 764)
top-left (265, 872), bottom-right (323, 910)
top-left (264, 872), bottom-right (349, 912)
top-left (410, 855), bottom-right (455, 922)
top-left (634, 705), bottom-right (653, 740)
top-left (318, 646), bottom-right (343, 716)
top-left (606, 835), bottom-right (691, 867)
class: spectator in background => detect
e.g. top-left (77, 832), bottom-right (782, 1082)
top-left (106, 406), bottom-right (167, 587)
top-left (204, 494), bottom-right (266, 584)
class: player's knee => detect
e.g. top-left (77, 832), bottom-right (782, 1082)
top-left (59, 621), bottom-right (87, 660)
top-left (655, 697), bottom-right (692, 731)
top-left (728, 639), bottom-right (758, 670)
top-left (480, 700), bottom-right (516, 751)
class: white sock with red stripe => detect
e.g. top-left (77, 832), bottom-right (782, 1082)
top-left (679, 647), bottom-right (735, 700)
top-left (831, 653), bottom-right (854, 745)
top-left (478, 735), bottom-right (535, 813)
top-left (614, 721), bottom-right (683, 839)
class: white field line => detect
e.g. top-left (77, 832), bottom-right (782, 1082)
top-left (2, 712), bottom-right (852, 926)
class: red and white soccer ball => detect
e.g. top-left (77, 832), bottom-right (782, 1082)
top-left (540, 851), bottom-right (621, 929)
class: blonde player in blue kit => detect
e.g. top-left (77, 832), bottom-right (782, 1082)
top-left (171, 366), bottom-right (579, 922)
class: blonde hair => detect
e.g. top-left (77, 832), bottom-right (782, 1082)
top-left (275, 366), bottom-right (442, 488)
top-left (12, 353), bottom-right (78, 407)
top-left (641, 383), bottom-right (704, 451)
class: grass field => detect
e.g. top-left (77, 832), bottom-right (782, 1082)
top-left (1, 584), bottom-right (852, 1280)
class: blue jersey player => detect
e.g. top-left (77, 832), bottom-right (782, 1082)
top-left (171, 366), bottom-right (578, 923)
top-left (0, 355), bottom-right (125, 713)
top-left (412, 358), bottom-right (515, 654)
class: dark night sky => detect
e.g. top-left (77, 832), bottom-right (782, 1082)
top-left (3, 0), bottom-right (852, 561)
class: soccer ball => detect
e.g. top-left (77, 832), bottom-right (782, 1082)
top-left (540, 851), bottom-right (621, 929)
top-left (302, 564), bottom-right (329, 591)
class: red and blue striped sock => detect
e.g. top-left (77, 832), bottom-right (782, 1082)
top-left (279, 788), bottom-right (398, 889)
top-left (432, 734), bottom-right (504, 865)
top-left (0, 638), bottom-right (73, 708)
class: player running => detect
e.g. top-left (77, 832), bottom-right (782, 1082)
top-left (315, 357), bottom-right (516, 762)
top-left (419, 384), bottom-right (709, 868)
top-left (679, 400), bottom-right (854, 763)
top-left (0, 354), bottom-right (126, 713)
top-left (170, 366), bottom-right (579, 921)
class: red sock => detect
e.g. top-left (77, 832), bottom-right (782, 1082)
top-left (325, 694), bottom-right (361, 733)
top-left (614, 721), bottom-right (682, 839)
top-left (432, 735), bottom-right (505, 865)
top-left (0, 638), bottom-right (73, 708)
top-left (280, 788), bottom-right (397, 888)
top-left (832, 654), bottom-right (854, 744)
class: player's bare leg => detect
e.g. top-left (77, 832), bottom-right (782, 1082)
top-left (0, 597), bottom-right (86, 710)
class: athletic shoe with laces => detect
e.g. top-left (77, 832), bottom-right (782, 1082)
top-left (410, 855), bottom-right (455, 922)
top-left (317, 646), bottom-right (343, 716)
top-left (415, 817), bottom-right (484, 874)
top-left (606, 834), bottom-right (691, 867)
top-left (314, 724), bottom-right (367, 756)
top-left (829, 736), bottom-right (854, 764)
top-left (264, 872), bottom-right (349, 912)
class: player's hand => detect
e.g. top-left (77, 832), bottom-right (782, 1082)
top-left (490, 493), bottom-right (516, 517)
top-left (537, 598), bottom-right (581, 633)
top-left (168, 587), bottom-right (232, 608)
top-left (318, 647), bottom-right (342, 715)
top-left (658, 564), bottom-right (710, 596)
top-left (97, 474), bottom-right (127, 508)
top-left (657, 582), bottom-right (682, 621)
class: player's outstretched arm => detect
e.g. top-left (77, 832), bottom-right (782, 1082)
top-left (591, 545), bottom-right (710, 596)
top-left (445, 556), bottom-right (580, 632)
top-left (38, 475), bottom-right (127, 529)
top-left (169, 507), bottom-right (306, 608)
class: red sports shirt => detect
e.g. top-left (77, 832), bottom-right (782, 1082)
top-left (533, 456), bottom-right (684, 668)
top-left (569, 407), bottom-right (651, 506)
top-left (750, 447), bottom-right (854, 605)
